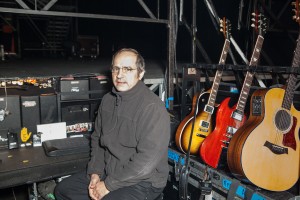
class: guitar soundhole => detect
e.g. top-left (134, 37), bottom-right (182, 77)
top-left (275, 110), bottom-right (292, 133)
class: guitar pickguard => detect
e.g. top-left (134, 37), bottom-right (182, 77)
top-left (283, 116), bottom-right (297, 151)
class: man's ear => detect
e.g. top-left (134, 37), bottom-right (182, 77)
top-left (138, 71), bottom-right (145, 80)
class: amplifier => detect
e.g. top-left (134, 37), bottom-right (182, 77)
top-left (167, 147), bottom-right (296, 200)
top-left (89, 76), bottom-right (111, 99)
top-left (60, 79), bottom-right (89, 100)
top-left (61, 104), bottom-right (90, 125)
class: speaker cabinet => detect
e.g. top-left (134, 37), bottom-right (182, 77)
top-left (40, 94), bottom-right (58, 124)
top-left (0, 95), bottom-right (21, 130)
top-left (21, 96), bottom-right (40, 133)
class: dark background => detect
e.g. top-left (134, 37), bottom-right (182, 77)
top-left (1, 0), bottom-right (299, 66)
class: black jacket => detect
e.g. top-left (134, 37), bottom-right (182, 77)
top-left (87, 80), bottom-right (170, 191)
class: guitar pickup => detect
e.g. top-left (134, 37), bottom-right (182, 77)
top-left (204, 105), bottom-right (214, 114)
top-left (227, 126), bottom-right (237, 134)
top-left (200, 120), bottom-right (210, 128)
top-left (231, 110), bottom-right (243, 121)
top-left (199, 129), bottom-right (209, 133)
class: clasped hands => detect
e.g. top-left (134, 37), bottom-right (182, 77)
top-left (89, 174), bottom-right (110, 200)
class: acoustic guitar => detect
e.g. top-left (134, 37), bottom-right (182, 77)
top-left (175, 19), bottom-right (231, 154)
top-left (200, 13), bottom-right (267, 169)
top-left (226, 4), bottom-right (300, 191)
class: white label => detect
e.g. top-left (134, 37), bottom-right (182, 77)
top-left (22, 101), bottom-right (37, 107)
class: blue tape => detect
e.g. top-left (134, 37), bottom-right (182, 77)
top-left (230, 86), bottom-right (239, 93)
top-left (251, 193), bottom-right (265, 200)
top-left (236, 186), bottom-right (246, 198)
top-left (222, 179), bottom-right (231, 190)
top-left (166, 97), bottom-right (174, 109)
top-left (168, 149), bottom-right (185, 165)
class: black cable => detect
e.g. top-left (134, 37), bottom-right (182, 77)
top-left (179, 89), bottom-right (202, 200)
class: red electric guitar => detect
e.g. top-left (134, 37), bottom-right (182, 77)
top-left (200, 13), bottom-right (267, 168)
top-left (175, 18), bottom-right (231, 154)
top-left (226, 3), bottom-right (300, 191)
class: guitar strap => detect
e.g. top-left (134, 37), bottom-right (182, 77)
top-left (244, 186), bottom-right (254, 200)
top-left (226, 178), bottom-right (240, 200)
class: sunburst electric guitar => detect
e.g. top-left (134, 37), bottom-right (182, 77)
top-left (226, 4), bottom-right (300, 192)
top-left (201, 13), bottom-right (268, 169)
top-left (175, 19), bottom-right (231, 154)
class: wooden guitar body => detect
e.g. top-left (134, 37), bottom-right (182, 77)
top-left (200, 97), bottom-right (247, 168)
top-left (175, 91), bottom-right (213, 154)
top-left (227, 88), bottom-right (300, 191)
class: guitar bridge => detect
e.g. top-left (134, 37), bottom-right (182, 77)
top-left (200, 120), bottom-right (210, 128)
top-left (264, 141), bottom-right (288, 155)
top-left (196, 133), bottom-right (208, 137)
top-left (204, 105), bottom-right (214, 114)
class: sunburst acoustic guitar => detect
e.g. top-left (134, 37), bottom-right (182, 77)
top-left (175, 18), bottom-right (231, 154)
top-left (226, 3), bottom-right (300, 192)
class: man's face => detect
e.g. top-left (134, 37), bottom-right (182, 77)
top-left (112, 51), bottom-right (144, 92)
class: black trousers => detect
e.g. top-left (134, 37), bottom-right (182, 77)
top-left (54, 171), bottom-right (163, 200)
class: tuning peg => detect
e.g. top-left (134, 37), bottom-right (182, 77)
top-left (291, 1), bottom-right (300, 6)
top-left (293, 15), bottom-right (299, 21)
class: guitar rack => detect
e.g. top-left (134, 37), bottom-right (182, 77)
top-left (167, 147), bottom-right (297, 200)
top-left (180, 64), bottom-right (300, 121)
top-left (174, 63), bottom-right (300, 200)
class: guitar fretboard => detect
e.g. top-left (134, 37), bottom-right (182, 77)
top-left (282, 31), bottom-right (300, 110)
top-left (207, 39), bottom-right (230, 107)
top-left (236, 35), bottom-right (264, 112)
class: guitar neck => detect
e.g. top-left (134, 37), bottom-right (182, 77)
top-left (236, 35), bottom-right (264, 112)
top-left (207, 39), bottom-right (230, 107)
top-left (283, 31), bottom-right (300, 110)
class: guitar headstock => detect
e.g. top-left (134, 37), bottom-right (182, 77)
top-left (251, 11), bottom-right (268, 37)
top-left (220, 17), bottom-right (232, 39)
top-left (292, 0), bottom-right (300, 24)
